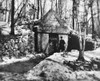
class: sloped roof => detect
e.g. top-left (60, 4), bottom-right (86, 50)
top-left (39, 9), bottom-right (72, 34)
top-left (41, 9), bottom-right (55, 23)
top-left (41, 9), bottom-right (66, 27)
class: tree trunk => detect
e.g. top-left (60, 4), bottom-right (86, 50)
top-left (97, 0), bottom-right (100, 38)
top-left (37, 0), bottom-right (40, 19)
top-left (78, 50), bottom-right (85, 61)
top-left (77, 1), bottom-right (87, 61)
top-left (51, 0), bottom-right (53, 9)
top-left (42, 0), bottom-right (46, 16)
top-left (77, 26), bottom-right (85, 61)
top-left (97, 0), bottom-right (100, 24)
top-left (40, 0), bottom-right (43, 18)
top-left (90, 4), bottom-right (95, 39)
top-left (72, 0), bottom-right (75, 30)
top-left (10, 0), bottom-right (15, 35)
top-left (40, 0), bottom-right (43, 52)
top-left (56, 0), bottom-right (58, 13)
top-left (58, 0), bottom-right (62, 19)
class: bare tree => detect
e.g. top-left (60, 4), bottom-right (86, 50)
top-left (97, 0), bottom-right (100, 23)
top-left (56, 0), bottom-right (58, 13)
top-left (37, 0), bottom-right (40, 19)
top-left (77, 0), bottom-right (88, 61)
top-left (42, 0), bottom-right (46, 16)
top-left (58, 0), bottom-right (62, 19)
top-left (96, 0), bottom-right (100, 38)
top-left (10, 0), bottom-right (15, 35)
top-left (72, 0), bottom-right (75, 30)
top-left (88, 0), bottom-right (95, 38)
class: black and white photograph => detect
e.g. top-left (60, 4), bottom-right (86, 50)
top-left (0, 0), bottom-right (100, 81)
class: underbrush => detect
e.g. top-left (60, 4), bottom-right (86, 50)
top-left (0, 32), bottom-right (35, 60)
top-left (63, 58), bottom-right (100, 71)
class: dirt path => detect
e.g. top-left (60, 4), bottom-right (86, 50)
top-left (0, 54), bottom-right (45, 73)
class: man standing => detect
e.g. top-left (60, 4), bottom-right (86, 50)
top-left (59, 36), bottom-right (65, 52)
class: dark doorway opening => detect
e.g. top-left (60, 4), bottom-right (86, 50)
top-left (49, 33), bottom-right (59, 53)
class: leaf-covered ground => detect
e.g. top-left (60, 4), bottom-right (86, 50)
top-left (25, 48), bottom-right (100, 81)
top-left (0, 48), bottom-right (100, 81)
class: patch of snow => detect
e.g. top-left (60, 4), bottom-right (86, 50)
top-left (0, 54), bottom-right (35, 66)
top-left (47, 52), bottom-right (65, 64)
top-left (92, 47), bottom-right (100, 53)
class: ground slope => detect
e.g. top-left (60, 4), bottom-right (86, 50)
top-left (25, 48), bottom-right (100, 81)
